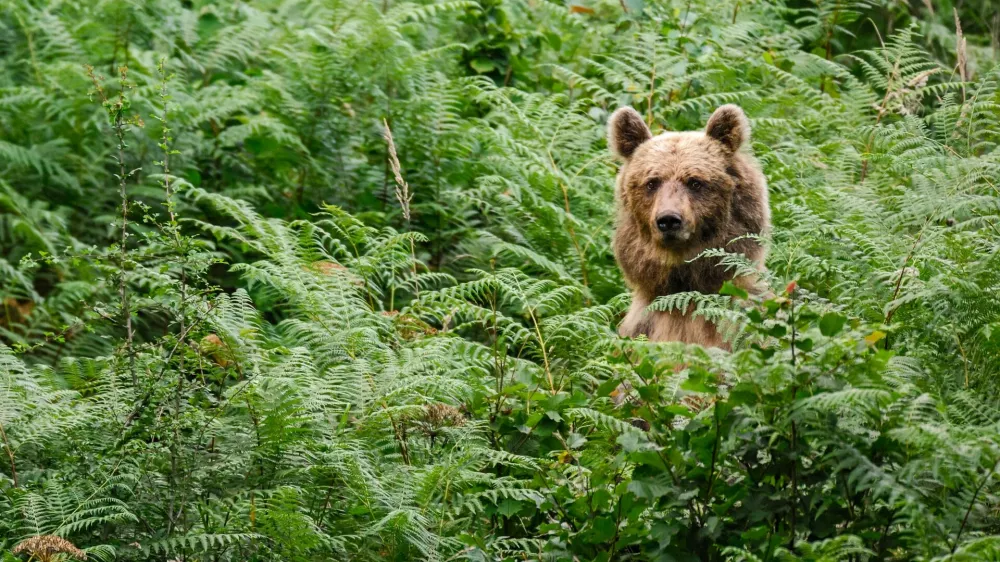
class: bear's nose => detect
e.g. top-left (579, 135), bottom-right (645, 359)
top-left (655, 213), bottom-right (684, 233)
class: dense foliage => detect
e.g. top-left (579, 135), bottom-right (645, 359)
top-left (1, 0), bottom-right (1000, 560)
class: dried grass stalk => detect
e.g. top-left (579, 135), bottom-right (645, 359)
top-left (382, 119), bottom-right (412, 222)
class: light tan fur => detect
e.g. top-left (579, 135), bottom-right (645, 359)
top-left (620, 295), bottom-right (726, 347)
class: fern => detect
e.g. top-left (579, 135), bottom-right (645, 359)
top-left (2, 0), bottom-right (1000, 559)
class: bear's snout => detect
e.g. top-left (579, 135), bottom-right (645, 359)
top-left (647, 180), bottom-right (695, 247)
top-left (656, 220), bottom-right (692, 246)
top-left (652, 211), bottom-right (693, 246)
top-left (655, 212), bottom-right (684, 234)
top-left (655, 212), bottom-right (692, 245)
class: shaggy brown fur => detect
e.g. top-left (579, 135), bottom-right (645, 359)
top-left (609, 105), bottom-right (770, 348)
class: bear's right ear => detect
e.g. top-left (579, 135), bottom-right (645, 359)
top-left (608, 107), bottom-right (651, 159)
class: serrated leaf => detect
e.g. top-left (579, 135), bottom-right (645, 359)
top-left (720, 280), bottom-right (748, 299)
top-left (819, 312), bottom-right (847, 337)
top-left (497, 498), bottom-right (521, 517)
top-left (627, 475), bottom-right (671, 500)
top-left (470, 58), bottom-right (496, 73)
top-left (865, 330), bottom-right (886, 345)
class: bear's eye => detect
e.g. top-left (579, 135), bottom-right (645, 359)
top-left (687, 178), bottom-right (705, 191)
top-left (644, 179), bottom-right (660, 193)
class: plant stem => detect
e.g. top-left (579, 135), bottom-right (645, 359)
top-left (704, 400), bottom-right (721, 499)
top-left (883, 220), bottom-right (929, 349)
top-left (87, 64), bottom-right (139, 387)
top-left (0, 419), bottom-right (17, 487)
top-left (951, 462), bottom-right (998, 554)
top-left (114, 72), bottom-right (137, 386)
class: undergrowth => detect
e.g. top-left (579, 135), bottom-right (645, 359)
top-left (1, 0), bottom-right (1000, 560)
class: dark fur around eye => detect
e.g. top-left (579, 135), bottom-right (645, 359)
top-left (687, 178), bottom-right (705, 191)
top-left (644, 178), bottom-right (660, 193)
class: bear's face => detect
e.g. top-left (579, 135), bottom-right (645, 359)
top-left (609, 105), bottom-right (751, 256)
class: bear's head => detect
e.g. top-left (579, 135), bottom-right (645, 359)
top-left (608, 105), bottom-right (752, 258)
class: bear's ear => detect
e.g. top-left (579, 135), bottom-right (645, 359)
top-left (705, 104), bottom-right (750, 153)
top-left (608, 107), bottom-right (652, 159)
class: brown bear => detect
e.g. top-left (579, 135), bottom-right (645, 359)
top-left (608, 104), bottom-right (770, 348)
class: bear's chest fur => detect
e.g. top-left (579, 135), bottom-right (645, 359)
top-left (619, 293), bottom-right (727, 348)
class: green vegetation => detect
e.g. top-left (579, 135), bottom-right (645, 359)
top-left (1, 0), bottom-right (1000, 560)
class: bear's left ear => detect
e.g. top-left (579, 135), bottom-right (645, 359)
top-left (705, 104), bottom-right (750, 153)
